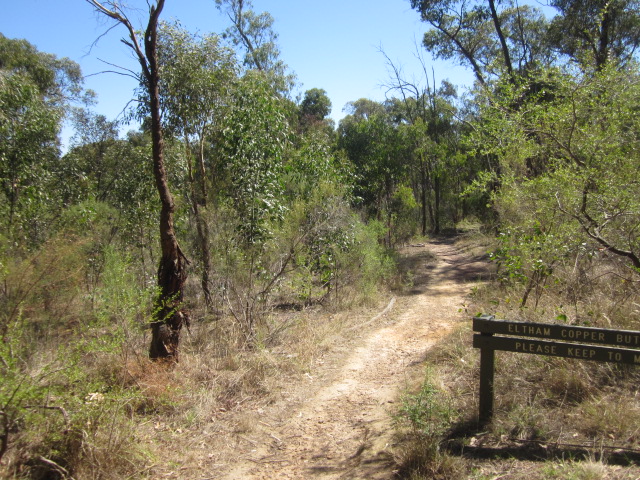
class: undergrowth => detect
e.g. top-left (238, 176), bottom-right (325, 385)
top-left (0, 198), bottom-right (396, 478)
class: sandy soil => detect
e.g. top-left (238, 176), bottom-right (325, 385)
top-left (204, 238), bottom-right (491, 479)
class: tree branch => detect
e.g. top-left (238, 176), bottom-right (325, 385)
top-left (85, 0), bottom-right (152, 82)
top-left (556, 192), bottom-right (640, 270)
top-left (488, 0), bottom-right (514, 79)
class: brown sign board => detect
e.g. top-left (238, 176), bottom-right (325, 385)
top-left (473, 334), bottom-right (640, 366)
top-left (472, 315), bottom-right (640, 425)
top-left (473, 316), bottom-right (640, 348)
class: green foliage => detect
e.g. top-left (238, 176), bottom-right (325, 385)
top-left (158, 22), bottom-right (237, 142)
top-left (0, 235), bottom-right (151, 476)
top-left (0, 35), bottom-right (87, 250)
top-left (86, 245), bottom-right (152, 356)
top-left (283, 182), bottom-right (359, 303)
top-left (285, 129), bottom-right (350, 200)
top-left (475, 66), bottom-right (640, 305)
top-left (348, 219), bottom-right (397, 299)
top-left (547, 0), bottom-right (640, 70)
top-left (0, 33), bottom-right (83, 105)
top-left (410, 0), bottom-right (552, 84)
top-left (490, 222), bottom-right (575, 307)
top-left (338, 104), bottom-right (406, 218)
top-left (215, 0), bottom-right (295, 94)
top-left (389, 184), bottom-right (419, 245)
top-left (57, 127), bottom-right (160, 277)
top-left (0, 67), bottom-right (60, 246)
top-left (299, 88), bottom-right (332, 129)
top-left (208, 179), bottom-right (395, 343)
top-left (398, 370), bottom-right (455, 439)
top-left (221, 72), bottom-right (291, 244)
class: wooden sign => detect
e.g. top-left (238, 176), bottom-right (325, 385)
top-left (472, 315), bottom-right (640, 424)
top-left (473, 316), bottom-right (640, 349)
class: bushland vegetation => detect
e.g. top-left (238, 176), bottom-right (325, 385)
top-left (392, 0), bottom-right (640, 476)
top-left (1, 0), bottom-right (640, 477)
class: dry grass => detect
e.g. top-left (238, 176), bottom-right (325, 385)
top-left (114, 298), bottom-right (391, 478)
top-left (1, 214), bottom-right (398, 478)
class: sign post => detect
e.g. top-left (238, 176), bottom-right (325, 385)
top-left (472, 315), bottom-right (640, 424)
top-left (478, 330), bottom-right (495, 426)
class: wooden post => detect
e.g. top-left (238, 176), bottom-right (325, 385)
top-left (478, 332), bottom-right (495, 426)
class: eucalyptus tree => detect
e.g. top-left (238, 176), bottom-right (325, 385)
top-left (409, 0), bottom-right (552, 85)
top-left (0, 33), bottom-right (84, 107)
top-left (470, 65), bottom-right (640, 308)
top-left (215, 0), bottom-right (295, 94)
top-left (59, 113), bottom-right (158, 260)
top-left (201, 70), bottom-right (292, 341)
top-left (220, 71), bottom-right (291, 245)
top-left (85, 0), bottom-right (188, 361)
top-left (338, 100), bottom-right (409, 244)
top-left (547, 0), bottom-right (640, 71)
top-left (157, 23), bottom-right (237, 306)
top-left (60, 110), bottom-right (120, 204)
top-left (0, 35), bottom-right (84, 247)
top-left (299, 88), bottom-right (331, 125)
top-left (382, 47), bottom-right (465, 235)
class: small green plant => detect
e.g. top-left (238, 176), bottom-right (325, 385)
top-left (395, 369), bottom-right (463, 479)
top-left (398, 370), bottom-right (455, 439)
top-left (542, 460), bottom-right (609, 480)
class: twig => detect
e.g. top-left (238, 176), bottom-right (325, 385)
top-left (508, 437), bottom-right (640, 454)
top-left (239, 435), bottom-right (258, 446)
top-left (345, 297), bottom-right (396, 332)
top-left (37, 456), bottom-right (75, 479)
top-left (25, 405), bottom-right (70, 427)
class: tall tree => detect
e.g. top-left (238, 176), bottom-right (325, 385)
top-left (298, 88), bottom-right (332, 132)
top-left (382, 48), bottom-right (461, 235)
top-left (86, 0), bottom-right (189, 361)
top-left (157, 23), bottom-right (236, 307)
top-left (338, 100), bottom-right (408, 243)
top-left (469, 65), bottom-right (640, 309)
top-left (220, 72), bottom-right (290, 244)
top-left (215, 0), bottom-right (295, 94)
top-left (0, 35), bottom-right (83, 247)
top-left (409, 0), bottom-right (552, 85)
top-left (547, 0), bottom-right (640, 70)
top-left (59, 113), bottom-right (157, 256)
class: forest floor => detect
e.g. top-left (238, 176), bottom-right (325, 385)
top-left (149, 237), bottom-right (491, 479)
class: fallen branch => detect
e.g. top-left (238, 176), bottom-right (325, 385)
top-left (25, 405), bottom-right (70, 428)
top-left (346, 297), bottom-right (396, 333)
top-left (37, 456), bottom-right (75, 479)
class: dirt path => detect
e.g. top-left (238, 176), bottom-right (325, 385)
top-left (216, 239), bottom-right (490, 479)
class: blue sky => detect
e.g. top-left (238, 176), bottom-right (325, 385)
top-left (2, 0), bottom-right (474, 142)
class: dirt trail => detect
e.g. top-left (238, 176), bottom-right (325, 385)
top-left (217, 239), bottom-right (490, 479)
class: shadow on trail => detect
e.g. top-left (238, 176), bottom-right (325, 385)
top-left (438, 418), bottom-right (640, 469)
top-left (395, 418), bottom-right (640, 478)
top-left (444, 435), bottom-right (640, 468)
top-left (398, 236), bottom-right (495, 295)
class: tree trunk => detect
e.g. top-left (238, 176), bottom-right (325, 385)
top-left (196, 136), bottom-right (213, 306)
top-left (420, 157), bottom-right (428, 236)
top-left (87, 0), bottom-right (187, 362)
top-left (184, 132), bottom-right (213, 307)
top-left (488, 0), bottom-right (514, 80)
top-left (144, 1), bottom-right (189, 360)
top-left (434, 174), bottom-right (441, 235)
top-left (596, 3), bottom-right (612, 70)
